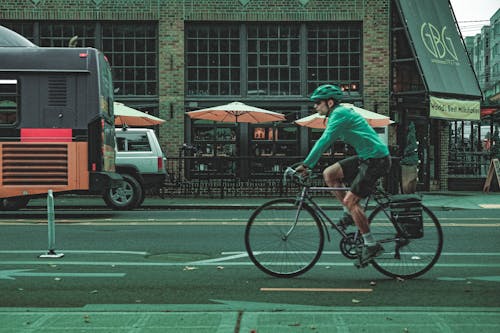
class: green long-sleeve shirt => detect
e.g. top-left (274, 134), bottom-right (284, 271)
top-left (303, 104), bottom-right (389, 168)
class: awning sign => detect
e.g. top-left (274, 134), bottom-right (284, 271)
top-left (396, 0), bottom-right (481, 98)
top-left (429, 96), bottom-right (480, 120)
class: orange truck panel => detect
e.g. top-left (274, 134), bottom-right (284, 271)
top-left (0, 142), bottom-right (89, 198)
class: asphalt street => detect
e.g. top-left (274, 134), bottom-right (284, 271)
top-left (0, 204), bottom-right (500, 332)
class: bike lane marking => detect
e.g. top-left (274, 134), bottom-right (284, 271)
top-left (2, 218), bottom-right (500, 225)
top-left (0, 269), bottom-right (125, 280)
top-left (479, 204), bottom-right (500, 208)
top-left (0, 260), bottom-right (499, 268)
top-left (260, 287), bottom-right (373, 292)
top-left (0, 250), bottom-right (148, 256)
top-left (2, 250), bottom-right (500, 265)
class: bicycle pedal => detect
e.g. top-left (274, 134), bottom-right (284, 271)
top-left (354, 260), bottom-right (369, 269)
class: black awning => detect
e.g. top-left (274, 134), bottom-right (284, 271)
top-left (395, 0), bottom-right (482, 99)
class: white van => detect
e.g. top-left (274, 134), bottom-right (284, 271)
top-left (103, 128), bottom-right (167, 210)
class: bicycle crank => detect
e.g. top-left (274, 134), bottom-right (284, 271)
top-left (339, 232), bottom-right (364, 259)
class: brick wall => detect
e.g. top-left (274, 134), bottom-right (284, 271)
top-left (363, 0), bottom-right (390, 117)
top-left (0, 0), bottom-right (158, 20)
top-left (184, 0), bottom-right (365, 21)
top-left (439, 120), bottom-right (449, 190)
top-left (158, 2), bottom-right (185, 158)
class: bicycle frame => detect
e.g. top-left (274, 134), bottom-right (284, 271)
top-left (294, 185), bottom-right (370, 243)
top-left (246, 167), bottom-right (443, 279)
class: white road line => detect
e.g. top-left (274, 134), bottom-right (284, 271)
top-left (0, 250), bottom-right (148, 256)
top-left (1, 250), bottom-right (500, 269)
top-left (189, 252), bottom-right (250, 264)
top-left (222, 251), bottom-right (500, 256)
top-left (479, 204), bottom-right (500, 208)
top-left (0, 261), bottom-right (499, 269)
top-left (2, 217), bottom-right (500, 226)
top-left (2, 250), bottom-right (499, 259)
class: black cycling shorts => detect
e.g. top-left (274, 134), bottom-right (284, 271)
top-left (338, 155), bottom-right (391, 198)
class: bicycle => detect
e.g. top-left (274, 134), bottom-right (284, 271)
top-left (244, 165), bottom-right (443, 279)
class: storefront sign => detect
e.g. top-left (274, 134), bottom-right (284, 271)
top-left (396, 0), bottom-right (481, 98)
top-left (429, 96), bottom-right (480, 120)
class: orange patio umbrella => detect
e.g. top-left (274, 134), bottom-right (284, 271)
top-left (295, 103), bottom-right (393, 129)
top-left (186, 102), bottom-right (285, 123)
top-left (114, 102), bottom-right (166, 127)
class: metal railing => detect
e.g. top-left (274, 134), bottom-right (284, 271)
top-left (448, 150), bottom-right (491, 177)
top-left (163, 155), bottom-right (319, 198)
top-left (162, 155), bottom-right (402, 197)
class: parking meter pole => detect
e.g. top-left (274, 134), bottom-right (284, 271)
top-left (39, 190), bottom-right (64, 258)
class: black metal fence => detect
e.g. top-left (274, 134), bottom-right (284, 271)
top-left (163, 155), bottom-right (317, 198)
top-left (162, 155), bottom-right (401, 198)
top-left (448, 150), bottom-right (490, 177)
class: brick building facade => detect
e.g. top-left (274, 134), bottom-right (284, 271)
top-left (1, 0), bottom-right (485, 192)
top-left (0, 0), bottom-right (388, 148)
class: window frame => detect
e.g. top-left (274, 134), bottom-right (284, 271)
top-left (185, 24), bottom-right (241, 96)
top-left (0, 78), bottom-right (20, 126)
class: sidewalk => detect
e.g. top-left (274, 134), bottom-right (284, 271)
top-left (1, 306), bottom-right (499, 332)
top-left (26, 191), bottom-right (500, 211)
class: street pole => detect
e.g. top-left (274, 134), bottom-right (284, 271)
top-left (39, 190), bottom-right (64, 258)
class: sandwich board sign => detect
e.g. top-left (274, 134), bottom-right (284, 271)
top-left (483, 159), bottom-right (500, 192)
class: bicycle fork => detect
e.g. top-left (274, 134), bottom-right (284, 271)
top-left (281, 188), bottom-right (309, 241)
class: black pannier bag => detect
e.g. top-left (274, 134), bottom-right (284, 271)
top-left (389, 194), bottom-right (423, 239)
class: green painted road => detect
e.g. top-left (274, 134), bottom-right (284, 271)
top-left (1, 207), bottom-right (499, 332)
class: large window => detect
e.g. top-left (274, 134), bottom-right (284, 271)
top-left (250, 107), bottom-right (300, 157)
top-left (4, 21), bottom-right (158, 99)
top-left (102, 23), bottom-right (158, 96)
top-left (307, 23), bottom-right (361, 96)
top-left (186, 24), bottom-right (240, 96)
top-left (40, 23), bottom-right (96, 47)
top-left (185, 22), bottom-right (362, 98)
top-left (189, 120), bottom-right (237, 176)
top-left (448, 120), bottom-right (496, 176)
top-left (186, 22), bottom-right (363, 178)
top-left (0, 79), bottom-right (18, 125)
top-left (247, 25), bottom-right (301, 96)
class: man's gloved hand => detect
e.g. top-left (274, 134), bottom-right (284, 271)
top-left (295, 164), bottom-right (309, 177)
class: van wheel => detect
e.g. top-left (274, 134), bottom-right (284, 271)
top-left (103, 174), bottom-right (142, 210)
top-left (1, 197), bottom-right (30, 211)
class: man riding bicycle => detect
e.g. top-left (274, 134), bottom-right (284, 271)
top-left (295, 84), bottom-right (391, 267)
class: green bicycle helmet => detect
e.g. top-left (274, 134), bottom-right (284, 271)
top-left (309, 84), bottom-right (344, 102)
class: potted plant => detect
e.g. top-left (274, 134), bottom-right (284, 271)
top-left (400, 122), bottom-right (419, 193)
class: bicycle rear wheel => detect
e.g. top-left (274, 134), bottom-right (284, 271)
top-left (245, 198), bottom-right (324, 278)
top-left (368, 204), bottom-right (443, 279)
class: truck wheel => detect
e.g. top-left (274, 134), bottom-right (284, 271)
top-left (103, 174), bottom-right (143, 210)
top-left (1, 197), bottom-right (30, 211)
top-left (137, 191), bottom-right (146, 207)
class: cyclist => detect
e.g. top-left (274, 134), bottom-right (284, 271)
top-left (295, 84), bottom-right (391, 267)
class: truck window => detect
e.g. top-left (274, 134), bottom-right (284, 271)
top-left (0, 79), bottom-right (18, 125)
top-left (118, 133), bottom-right (151, 152)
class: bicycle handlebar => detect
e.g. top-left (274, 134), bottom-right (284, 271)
top-left (283, 164), bottom-right (314, 186)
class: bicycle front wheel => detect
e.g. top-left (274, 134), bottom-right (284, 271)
top-left (245, 199), bottom-right (324, 278)
top-left (368, 204), bottom-right (443, 279)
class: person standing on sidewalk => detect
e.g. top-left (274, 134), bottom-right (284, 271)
top-left (295, 84), bottom-right (391, 266)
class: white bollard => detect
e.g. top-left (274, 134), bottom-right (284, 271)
top-left (39, 190), bottom-right (64, 258)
